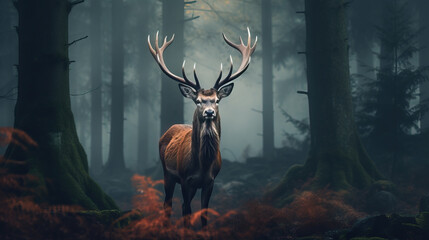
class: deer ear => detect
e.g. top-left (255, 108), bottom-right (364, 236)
top-left (178, 84), bottom-right (197, 99)
top-left (218, 83), bottom-right (234, 99)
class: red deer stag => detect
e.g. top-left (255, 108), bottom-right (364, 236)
top-left (148, 28), bottom-right (257, 227)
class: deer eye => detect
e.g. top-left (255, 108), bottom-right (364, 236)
top-left (195, 100), bottom-right (202, 105)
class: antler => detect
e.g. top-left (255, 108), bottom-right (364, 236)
top-left (148, 31), bottom-right (201, 90)
top-left (213, 27), bottom-right (258, 90)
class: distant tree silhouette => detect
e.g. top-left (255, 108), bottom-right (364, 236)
top-left (262, 0), bottom-right (275, 161)
top-left (105, 0), bottom-right (126, 174)
top-left (90, 0), bottom-right (103, 174)
top-left (356, 1), bottom-right (427, 178)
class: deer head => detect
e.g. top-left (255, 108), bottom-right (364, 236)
top-left (148, 28), bottom-right (257, 123)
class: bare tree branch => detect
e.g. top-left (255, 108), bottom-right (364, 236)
top-left (70, 85), bottom-right (101, 97)
top-left (70, 0), bottom-right (84, 7)
top-left (200, 0), bottom-right (242, 33)
top-left (0, 87), bottom-right (18, 101)
top-left (184, 15), bottom-right (200, 22)
top-left (185, 8), bottom-right (230, 13)
top-left (66, 35), bottom-right (88, 47)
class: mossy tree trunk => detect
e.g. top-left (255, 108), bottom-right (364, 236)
top-left (304, 0), bottom-right (381, 189)
top-left (105, 0), bottom-right (126, 174)
top-left (268, 0), bottom-right (381, 205)
top-left (5, 0), bottom-right (117, 210)
top-left (90, 0), bottom-right (103, 174)
top-left (160, 0), bottom-right (185, 134)
top-left (262, 0), bottom-right (275, 161)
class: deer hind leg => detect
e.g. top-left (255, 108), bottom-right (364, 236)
top-left (181, 183), bottom-right (197, 228)
top-left (201, 181), bottom-right (214, 228)
top-left (163, 174), bottom-right (176, 225)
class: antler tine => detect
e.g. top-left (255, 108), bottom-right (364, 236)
top-left (225, 55), bottom-right (234, 79)
top-left (252, 36), bottom-right (258, 52)
top-left (193, 63), bottom-right (201, 89)
top-left (247, 27), bottom-right (251, 47)
top-left (155, 31), bottom-right (161, 53)
top-left (147, 32), bottom-right (200, 90)
top-left (214, 56), bottom-right (233, 88)
top-left (214, 27), bottom-right (257, 89)
top-left (148, 34), bottom-right (156, 58)
top-left (215, 63), bottom-right (223, 86)
top-left (181, 60), bottom-right (192, 85)
top-left (222, 33), bottom-right (241, 51)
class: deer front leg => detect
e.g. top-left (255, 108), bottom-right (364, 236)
top-left (163, 174), bottom-right (176, 225)
top-left (181, 182), bottom-right (197, 228)
top-left (201, 180), bottom-right (214, 228)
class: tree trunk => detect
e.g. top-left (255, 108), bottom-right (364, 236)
top-left (419, 0), bottom-right (429, 131)
top-left (90, 0), bottom-right (103, 174)
top-left (137, 96), bottom-right (150, 172)
top-left (160, 0), bottom-right (185, 135)
top-left (105, 0), bottom-right (126, 174)
top-left (267, 0), bottom-right (381, 205)
top-left (262, 0), bottom-right (275, 161)
top-left (0, 0), bottom-right (17, 129)
top-left (373, 1), bottom-right (396, 176)
top-left (378, 9), bottom-right (394, 75)
top-left (5, 0), bottom-right (117, 210)
top-left (305, 0), bottom-right (380, 189)
top-left (137, 1), bottom-right (152, 172)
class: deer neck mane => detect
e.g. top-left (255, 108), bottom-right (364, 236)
top-left (192, 112), bottom-right (220, 170)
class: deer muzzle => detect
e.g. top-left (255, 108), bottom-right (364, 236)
top-left (203, 108), bottom-right (216, 120)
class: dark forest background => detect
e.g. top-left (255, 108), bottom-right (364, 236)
top-left (1, 0), bottom-right (429, 239)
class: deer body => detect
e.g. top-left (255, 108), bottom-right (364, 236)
top-left (148, 28), bottom-right (257, 227)
top-left (160, 121), bottom-right (222, 188)
top-left (160, 121), bottom-right (221, 189)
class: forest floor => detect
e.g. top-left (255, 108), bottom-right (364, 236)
top-left (88, 146), bottom-right (429, 239)
top-left (93, 146), bottom-right (306, 212)
top-left (1, 145), bottom-right (429, 239)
